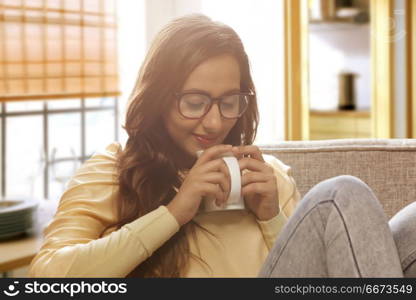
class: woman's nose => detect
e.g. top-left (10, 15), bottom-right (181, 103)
top-left (201, 103), bottom-right (222, 132)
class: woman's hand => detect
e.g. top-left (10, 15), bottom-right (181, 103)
top-left (167, 144), bottom-right (232, 226)
top-left (232, 145), bottom-right (280, 221)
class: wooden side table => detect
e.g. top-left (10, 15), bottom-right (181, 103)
top-left (0, 234), bottom-right (43, 277)
top-left (0, 198), bottom-right (58, 277)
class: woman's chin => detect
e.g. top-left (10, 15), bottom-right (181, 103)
top-left (181, 144), bottom-right (199, 160)
top-left (185, 147), bottom-right (199, 159)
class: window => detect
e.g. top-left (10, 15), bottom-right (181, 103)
top-left (0, 0), bottom-right (122, 201)
top-left (1, 97), bottom-right (118, 201)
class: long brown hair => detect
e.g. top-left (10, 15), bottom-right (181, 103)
top-left (101, 14), bottom-right (259, 277)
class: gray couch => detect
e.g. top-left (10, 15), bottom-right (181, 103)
top-left (260, 139), bottom-right (416, 219)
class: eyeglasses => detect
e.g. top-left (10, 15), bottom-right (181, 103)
top-left (174, 91), bottom-right (253, 119)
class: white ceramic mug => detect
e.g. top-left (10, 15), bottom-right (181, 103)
top-left (196, 150), bottom-right (245, 212)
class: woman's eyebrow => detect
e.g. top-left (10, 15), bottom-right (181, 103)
top-left (181, 88), bottom-right (241, 96)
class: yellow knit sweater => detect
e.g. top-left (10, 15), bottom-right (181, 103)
top-left (29, 142), bottom-right (300, 277)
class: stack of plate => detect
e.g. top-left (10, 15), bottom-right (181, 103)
top-left (0, 198), bottom-right (39, 241)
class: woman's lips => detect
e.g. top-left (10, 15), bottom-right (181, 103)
top-left (193, 134), bottom-right (217, 146)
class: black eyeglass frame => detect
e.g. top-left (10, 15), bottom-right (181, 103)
top-left (174, 91), bottom-right (254, 120)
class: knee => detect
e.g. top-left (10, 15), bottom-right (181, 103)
top-left (390, 202), bottom-right (416, 231)
top-left (325, 175), bottom-right (368, 190)
top-left (389, 202), bottom-right (416, 277)
top-left (313, 175), bottom-right (371, 197)
top-left (304, 175), bottom-right (378, 208)
top-left (340, 175), bottom-right (375, 197)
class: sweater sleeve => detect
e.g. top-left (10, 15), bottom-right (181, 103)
top-left (28, 143), bottom-right (180, 278)
top-left (256, 154), bottom-right (301, 250)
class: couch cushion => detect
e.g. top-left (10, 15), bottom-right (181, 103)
top-left (260, 139), bottom-right (416, 219)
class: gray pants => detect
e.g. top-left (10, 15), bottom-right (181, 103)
top-left (258, 175), bottom-right (416, 277)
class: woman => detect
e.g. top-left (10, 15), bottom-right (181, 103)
top-left (29, 14), bottom-right (416, 278)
